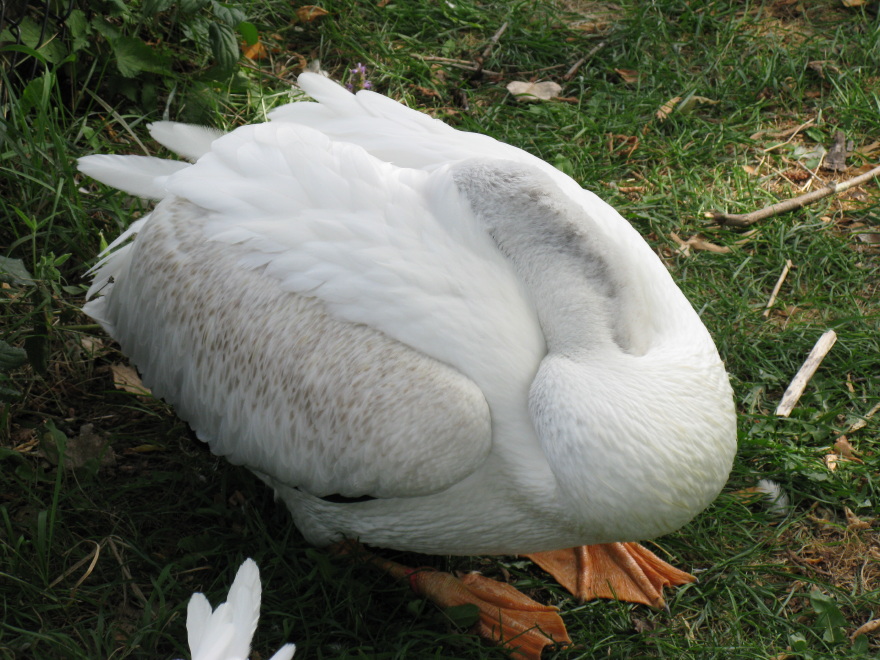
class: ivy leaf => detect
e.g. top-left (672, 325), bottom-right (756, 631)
top-left (208, 22), bottom-right (239, 74)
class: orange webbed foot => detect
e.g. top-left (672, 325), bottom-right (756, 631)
top-left (333, 542), bottom-right (570, 660)
top-left (526, 542), bottom-right (695, 608)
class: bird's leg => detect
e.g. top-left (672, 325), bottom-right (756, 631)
top-left (330, 541), bottom-right (570, 660)
top-left (525, 542), bottom-right (695, 608)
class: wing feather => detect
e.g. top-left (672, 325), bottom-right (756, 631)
top-left (83, 77), bottom-right (548, 500)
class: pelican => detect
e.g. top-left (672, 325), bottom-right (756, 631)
top-left (81, 73), bottom-right (737, 658)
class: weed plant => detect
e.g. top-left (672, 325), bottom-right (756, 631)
top-left (2, 1), bottom-right (879, 658)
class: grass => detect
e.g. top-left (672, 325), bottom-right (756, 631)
top-left (2, 0), bottom-right (880, 658)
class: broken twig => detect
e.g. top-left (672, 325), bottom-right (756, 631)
top-left (763, 259), bottom-right (793, 318)
top-left (710, 163), bottom-right (880, 228)
top-left (775, 329), bottom-right (837, 417)
top-left (564, 40), bottom-right (607, 81)
top-left (473, 22), bottom-right (508, 75)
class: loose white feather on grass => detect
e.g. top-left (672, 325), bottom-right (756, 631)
top-left (184, 559), bottom-right (295, 660)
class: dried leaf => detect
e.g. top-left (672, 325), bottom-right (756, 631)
top-left (110, 363), bottom-right (151, 396)
top-left (296, 5), bottom-right (329, 22)
top-left (833, 436), bottom-right (858, 459)
top-left (242, 41), bottom-right (269, 60)
top-left (64, 424), bottom-right (117, 471)
top-left (607, 134), bottom-right (639, 157)
top-left (78, 336), bottom-right (104, 355)
top-left (670, 233), bottom-right (731, 256)
top-left (614, 68), bottom-right (639, 83)
top-left (377, 0), bottom-right (391, 5)
top-left (824, 453), bottom-right (838, 471)
top-left (851, 618), bottom-right (880, 640)
top-left (841, 0), bottom-right (869, 6)
top-left (855, 140), bottom-right (880, 157)
top-left (506, 80), bottom-right (562, 102)
top-left (807, 60), bottom-right (842, 78)
top-left (677, 95), bottom-right (719, 114)
top-left (656, 96), bottom-right (682, 121)
top-left (844, 507), bottom-right (871, 530)
top-left (856, 232), bottom-right (880, 244)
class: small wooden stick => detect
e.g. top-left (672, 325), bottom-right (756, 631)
top-left (775, 330), bottom-right (838, 417)
top-left (763, 259), bottom-right (793, 318)
top-left (482, 22), bottom-right (508, 59)
top-left (710, 164), bottom-right (880, 228)
top-left (851, 618), bottom-right (880, 642)
top-left (564, 41), bottom-right (607, 81)
top-left (473, 22), bottom-right (508, 75)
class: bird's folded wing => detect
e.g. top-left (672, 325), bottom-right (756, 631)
top-left (85, 123), bottom-right (545, 499)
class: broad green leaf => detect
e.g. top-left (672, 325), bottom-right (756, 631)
top-left (64, 9), bottom-right (92, 52)
top-left (0, 256), bottom-right (34, 285)
top-left (237, 21), bottom-right (259, 46)
top-left (0, 16), bottom-right (67, 63)
top-left (211, 1), bottom-right (247, 26)
top-left (179, 0), bottom-right (211, 12)
top-left (810, 590), bottom-right (848, 643)
top-left (91, 16), bottom-right (121, 42)
top-left (142, 0), bottom-right (176, 14)
top-left (111, 36), bottom-right (171, 77)
top-left (0, 341), bottom-right (27, 372)
top-left (208, 22), bottom-right (239, 74)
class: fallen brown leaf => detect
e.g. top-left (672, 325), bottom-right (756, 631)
top-left (656, 96), bottom-right (682, 121)
top-left (833, 436), bottom-right (860, 460)
top-left (614, 68), bottom-right (639, 84)
top-left (242, 41), bottom-right (269, 60)
top-left (844, 507), bottom-right (871, 531)
top-left (110, 363), bottom-right (151, 396)
top-left (506, 80), bottom-right (562, 101)
top-left (296, 5), bottom-right (329, 22)
top-left (607, 134), bottom-right (639, 157)
top-left (855, 140), bottom-right (880, 158)
top-left (824, 453), bottom-right (838, 471)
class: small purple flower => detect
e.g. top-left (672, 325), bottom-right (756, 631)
top-left (346, 62), bottom-right (372, 92)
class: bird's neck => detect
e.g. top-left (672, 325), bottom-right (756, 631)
top-left (452, 158), bottom-right (737, 542)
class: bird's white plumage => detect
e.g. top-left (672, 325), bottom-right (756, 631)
top-left (81, 73), bottom-right (737, 557)
top-left (185, 558), bottom-right (295, 660)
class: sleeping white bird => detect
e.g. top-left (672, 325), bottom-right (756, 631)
top-left (81, 73), bottom-right (737, 659)
top-left (184, 558), bottom-right (295, 660)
